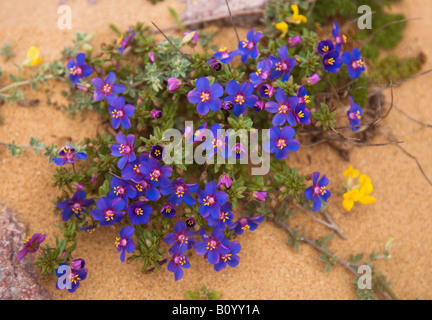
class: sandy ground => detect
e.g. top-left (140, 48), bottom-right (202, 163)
top-left (0, 0), bottom-right (431, 300)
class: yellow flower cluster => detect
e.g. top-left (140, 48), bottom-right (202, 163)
top-left (23, 46), bottom-right (42, 66)
top-left (342, 166), bottom-right (376, 211)
top-left (274, 5), bottom-right (307, 38)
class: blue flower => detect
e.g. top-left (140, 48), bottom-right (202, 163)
top-left (234, 29), bottom-right (263, 63)
top-left (264, 126), bottom-right (300, 160)
top-left (107, 176), bottom-right (137, 204)
top-left (317, 39), bottom-right (336, 55)
top-left (332, 22), bottom-right (347, 52)
top-left (164, 221), bottom-right (197, 255)
top-left (161, 203), bottom-right (177, 218)
top-left (304, 172), bottom-right (331, 211)
top-left (66, 53), bottom-right (93, 84)
top-left (160, 177), bottom-right (198, 207)
top-left (56, 190), bottom-right (94, 221)
top-left (167, 252), bottom-right (190, 281)
top-left (322, 49), bottom-right (343, 73)
top-left (194, 228), bottom-right (230, 265)
top-left (90, 197), bottom-right (125, 226)
top-left (197, 181), bottom-right (228, 219)
top-left (265, 88), bottom-right (299, 126)
top-left (249, 58), bottom-right (272, 86)
top-left (110, 132), bottom-right (136, 169)
top-left (342, 48), bottom-right (365, 79)
top-left (187, 77), bottom-right (224, 115)
top-left (55, 262), bottom-right (88, 293)
top-left (224, 80), bottom-right (258, 116)
top-left (91, 72), bottom-right (125, 104)
top-left (269, 46), bottom-right (297, 81)
top-left (206, 202), bottom-right (234, 230)
top-left (347, 96), bottom-right (363, 132)
top-left (108, 96), bottom-right (135, 130)
top-left (139, 158), bottom-right (172, 187)
top-left (115, 225), bottom-right (135, 262)
top-left (214, 240), bottom-right (241, 272)
top-left (212, 47), bottom-right (235, 64)
top-left (228, 216), bottom-right (264, 235)
top-left (200, 123), bottom-right (231, 159)
top-left (53, 145), bottom-right (87, 166)
top-left (127, 201), bottom-right (153, 225)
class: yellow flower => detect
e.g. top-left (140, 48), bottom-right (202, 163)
top-left (342, 188), bottom-right (360, 211)
top-left (358, 178), bottom-right (376, 205)
top-left (286, 4), bottom-right (307, 24)
top-left (23, 46), bottom-right (42, 66)
top-left (275, 22), bottom-right (289, 38)
top-left (343, 165), bottom-right (360, 179)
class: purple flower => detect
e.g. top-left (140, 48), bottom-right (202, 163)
top-left (164, 221), bottom-right (197, 255)
top-left (115, 225), bottom-right (135, 262)
top-left (265, 88), bottom-right (299, 126)
top-left (56, 190), bottom-right (94, 221)
top-left (322, 49), bottom-right (343, 73)
top-left (214, 240), bottom-right (241, 272)
top-left (206, 202), bottom-right (234, 230)
top-left (208, 58), bottom-right (222, 71)
top-left (91, 72), bottom-right (125, 104)
top-left (252, 191), bottom-right (267, 202)
top-left (249, 58), bottom-right (272, 86)
top-left (56, 262), bottom-right (88, 293)
top-left (127, 201), bottom-right (153, 225)
top-left (167, 253), bottom-right (190, 281)
top-left (188, 122), bottom-right (208, 144)
top-left (264, 126), bottom-right (300, 160)
top-left (269, 45), bottom-right (297, 82)
top-left (224, 80), bottom-right (258, 116)
top-left (296, 85), bottom-right (310, 106)
top-left (212, 47), bottom-right (235, 64)
top-left (187, 77), bottom-right (224, 115)
top-left (305, 73), bottom-right (321, 85)
top-left (70, 258), bottom-right (85, 271)
top-left (107, 176), bottom-right (137, 203)
top-left (139, 158), bottom-right (172, 187)
top-left (342, 48), bottom-right (365, 79)
top-left (234, 29), bottom-right (263, 63)
top-left (161, 203), bottom-right (177, 218)
top-left (253, 100), bottom-right (265, 112)
top-left (332, 22), bottom-right (347, 51)
top-left (160, 177), bottom-right (198, 207)
top-left (304, 172), bottom-right (331, 211)
top-left (287, 35), bottom-right (302, 48)
top-left (118, 26), bottom-right (136, 54)
top-left (53, 145), bottom-right (87, 166)
top-left (259, 84), bottom-right (274, 99)
top-left (168, 78), bottom-right (181, 92)
top-left (217, 174), bottom-right (233, 189)
top-left (150, 144), bottom-right (164, 160)
top-left (293, 104), bottom-right (311, 125)
top-left (200, 123), bottom-right (230, 159)
top-left (133, 179), bottom-right (161, 201)
top-left (66, 53), bottom-right (93, 84)
top-left (108, 96), bottom-right (135, 129)
top-left (222, 100), bottom-right (234, 111)
top-left (194, 228), bottom-right (230, 265)
top-left (90, 197), bottom-right (126, 226)
top-left (228, 216), bottom-right (264, 235)
top-left (347, 96), bottom-right (363, 132)
top-left (17, 233), bottom-right (45, 261)
top-left (197, 181), bottom-right (228, 219)
top-left (231, 143), bottom-right (246, 159)
top-left (110, 131), bottom-right (136, 169)
top-left (151, 109), bottom-right (162, 120)
top-left (317, 39), bottom-right (336, 55)
top-left (185, 217), bottom-right (196, 228)
top-left (121, 153), bottom-right (148, 183)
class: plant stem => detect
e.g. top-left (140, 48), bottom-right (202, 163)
top-left (0, 75), bottom-right (54, 93)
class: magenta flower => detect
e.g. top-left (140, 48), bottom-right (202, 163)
top-left (287, 35), bottom-right (302, 48)
top-left (183, 31), bottom-right (199, 47)
top-left (168, 78), bottom-right (181, 92)
top-left (252, 191), bottom-right (267, 202)
top-left (151, 109), bottom-right (162, 119)
top-left (217, 174), bottom-right (233, 189)
top-left (305, 73), bottom-right (321, 85)
top-left (17, 233), bottom-right (45, 261)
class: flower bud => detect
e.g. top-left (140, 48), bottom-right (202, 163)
top-left (168, 78), bottom-right (181, 92)
top-left (148, 51), bottom-right (155, 62)
top-left (151, 109), bottom-right (162, 119)
top-left (217, 174), bottom-right (233, 189)
top-left (252, 191), bottom-right (267, 202)
top-left (305, 73), bottom-right (321, 85)
top-left (183, 31), bottom-right (198, 47)
top-left (287, 35), bottom-right (302, 48)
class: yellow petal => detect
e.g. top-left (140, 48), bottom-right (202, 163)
top-left (343, 199), bottom-right (354, 211)
top-left (359, 174), bottom-right (372, 187)
top-left (30, 57), bottom-right (42, 66)
top-left (359, 182), bottom-right (373, 196)
top-left (27, 46), bottom-right (40, 60)
top-left (275, 22), bottom-right (288, 38)
top-left (359, 195), bottom-right (376, 205)
top-left (343, 165), bottom-right (360, 178)
top-left (343, 188), bottom-right (361, 202)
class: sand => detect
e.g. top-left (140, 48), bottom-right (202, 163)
top-left (0, 0), bottom-right (431, 300)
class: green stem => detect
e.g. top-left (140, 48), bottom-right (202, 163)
top-left (0, 74), bottom-right (54, 93)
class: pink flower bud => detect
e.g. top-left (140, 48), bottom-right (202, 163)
top-left (168, 78), bottom-right (181, 92)
top-left (217, 174), bottom-right (233, 189)
top-left (305, 73), bottom-right (321, 85)
top-left (151, 109), bottom-right (162, 119)
top-left (252, 191), bottom-right (267, 202)
top-left (148, 51), bottom-right (155, 62)
top-left (287, 35), bottom-right (302, 48)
